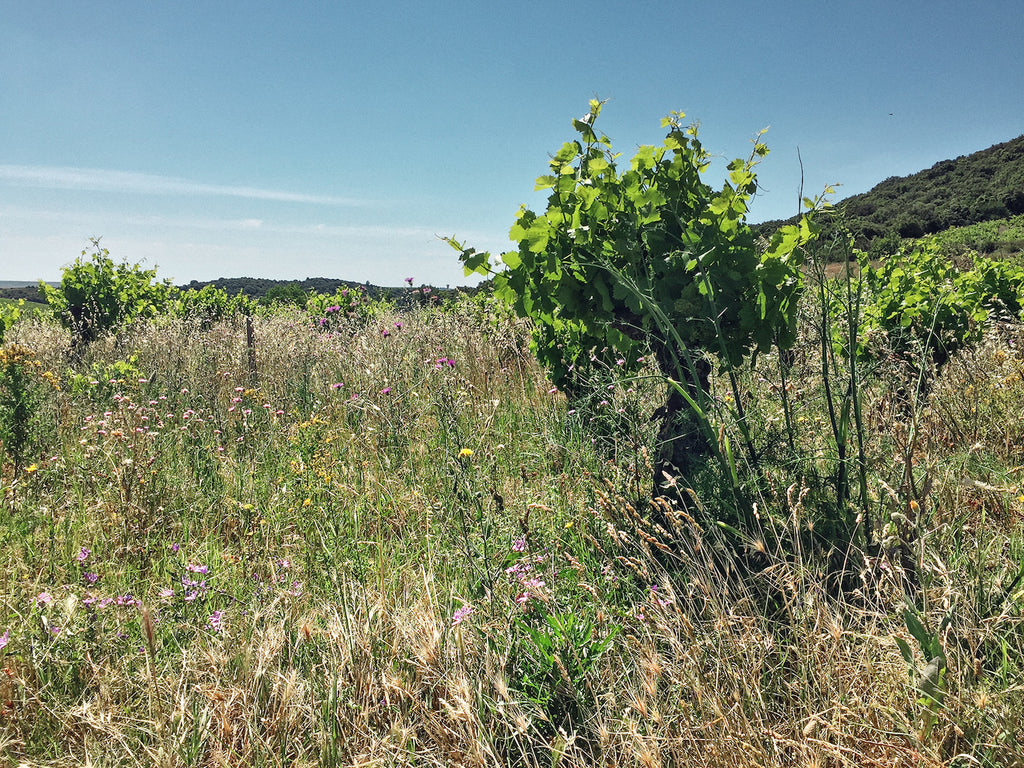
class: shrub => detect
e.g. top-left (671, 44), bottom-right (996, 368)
top-left (170, 284), bottom-right (256, 326)
top-left (0, 300), bottom-right (23, 344)
top-left (40, 239), bottom-right (172, 348)
top-left (449, 100), bottom-right (825, 483)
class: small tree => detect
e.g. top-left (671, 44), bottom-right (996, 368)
top-left (41, 239), bottom-right (172, 348)
top-left (449, 100), bottom-right (824, 486)
top-left (262, 282), bottom-right (308, 309)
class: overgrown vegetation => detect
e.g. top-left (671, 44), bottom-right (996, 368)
top-left (1, 108), bottom-right (1023, 766)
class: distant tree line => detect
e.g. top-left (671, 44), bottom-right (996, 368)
top-left (179, 277), bottom-right (387, 300)
top-left (0, 276), bottom-right (480, 305)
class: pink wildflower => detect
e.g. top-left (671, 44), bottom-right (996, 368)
top-left (452, 604), bottom-right (474, 626)
top-left (208, 610), bottom-right (225, 632)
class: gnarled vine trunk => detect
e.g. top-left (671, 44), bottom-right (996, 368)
top-left (652, 355), bottom-right (712, 495)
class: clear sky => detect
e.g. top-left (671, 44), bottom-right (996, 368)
top-left (2, 0), bottom-right (1022, 287)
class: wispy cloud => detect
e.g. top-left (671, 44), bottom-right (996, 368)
top-left (1, 204), bottom-right (449, 240)
top-left (0, 165), bottom-right (371, 206)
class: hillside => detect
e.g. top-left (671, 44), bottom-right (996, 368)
top-left (755, 133), bottom-right (1024, 253)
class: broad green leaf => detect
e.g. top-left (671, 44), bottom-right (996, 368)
top-left (895, 637), bottom-right (916, 670)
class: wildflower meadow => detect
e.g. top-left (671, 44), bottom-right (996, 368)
top-left (0, 280), bottom-right (1021, 767)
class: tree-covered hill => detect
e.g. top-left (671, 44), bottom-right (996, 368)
top-left (178, 276), bottom-right (392, 300)
top-left (755, 133), bottom-right (1024, 253)
top-left (0, 285), bottom-right (48, 304)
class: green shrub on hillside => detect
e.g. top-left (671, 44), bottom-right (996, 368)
top-left (855, 241), bottom-right (1024, 371)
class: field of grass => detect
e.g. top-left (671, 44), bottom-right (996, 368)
top-left (0, 291), bottom-right (1022, 766)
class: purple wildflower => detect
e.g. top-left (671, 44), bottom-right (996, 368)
top-left (208, 610), bottom-right (225, 632)
top-left (452, 604), bottom-right (474, 626)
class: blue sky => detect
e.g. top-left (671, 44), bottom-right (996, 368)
top-left (2, 1), bottom-right (1022, 287)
